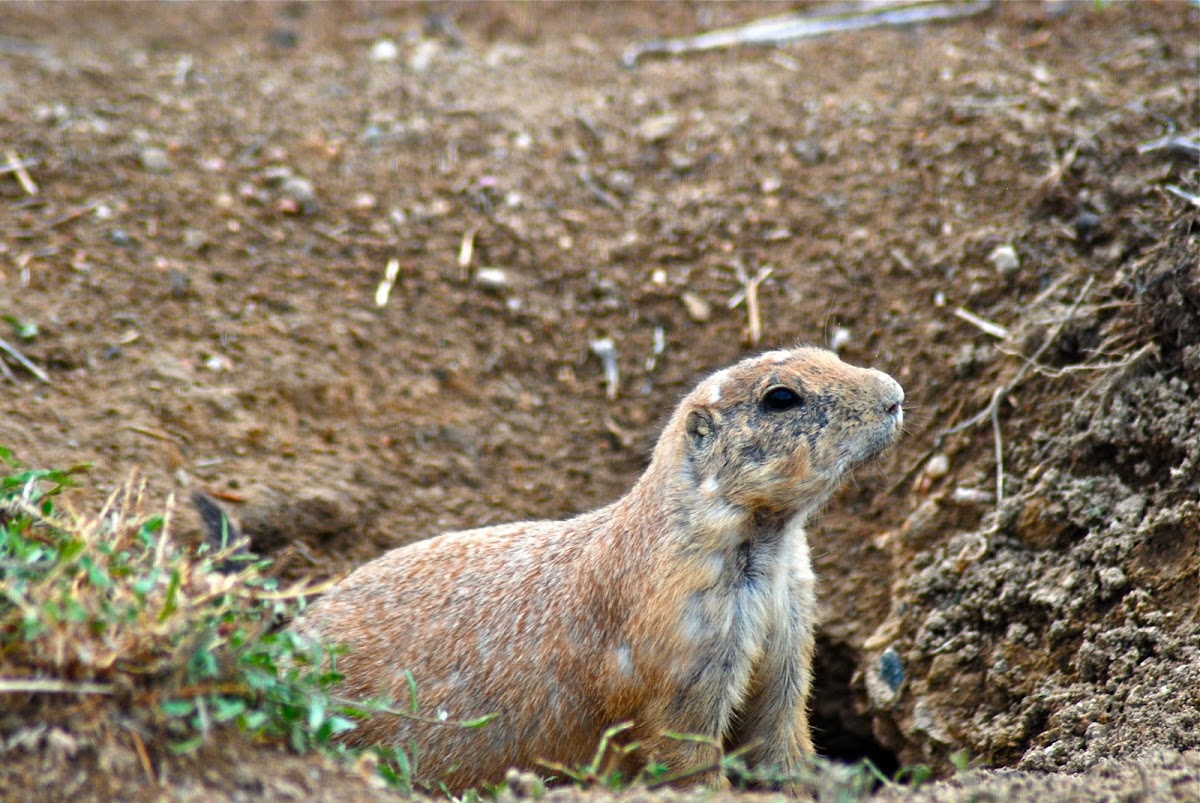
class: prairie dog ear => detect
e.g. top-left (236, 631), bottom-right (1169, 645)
top-left (685, 409), bottom-right (716, 446)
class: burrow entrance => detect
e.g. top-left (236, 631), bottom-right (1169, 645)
top-left (809, 635), bottom-right (900, 777)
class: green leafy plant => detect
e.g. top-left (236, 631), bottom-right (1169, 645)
top-left (0, 449), bottom-right (434, 791)
top-left (1, 315), bottom-right (38, 341)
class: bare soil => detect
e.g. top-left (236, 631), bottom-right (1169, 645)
top-left (0, 1), bottom-right (1197, 800)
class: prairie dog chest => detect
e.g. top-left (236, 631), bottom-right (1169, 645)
top-left (680, 517), bottom-right (814, 666)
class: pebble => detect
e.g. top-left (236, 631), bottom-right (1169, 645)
top-left (681, 291), bottom-right (712, 322)
top-left (369, 38), bottom-right (399, 62)
top-left (138, 146), bottom-right (170, 173)
top-left (829, 326), bottom-right (852, 352)
top-left (109, 228), bottom-right (133, 247)
top-left (879, 647), bottom-right (906, 691)
top-left (1073, 210), bottom-right (1102, 240)
top-left (475, 267), bottom-right (509, 290)
top-left (952, 487), bottom-right (994, 505)
top-left (182, 228), bottom-right (207, 251)
top-left (266, 28), bottom-right (298, 49)
top-left (204, 354), bottom-right (232, 372)
top-left (989, 243), bottom-right (1020, 277)
top-left (410, 39), bottom-right (440, 72)
top-left (279, 176), bottom-right (317, 214)
top-left (925, 453), bottom-right (951, 480)
top-left (636, 113), bottom-right (679, 142)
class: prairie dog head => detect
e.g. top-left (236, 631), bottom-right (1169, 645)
top-left (665, 347), bottom-right (903, 519)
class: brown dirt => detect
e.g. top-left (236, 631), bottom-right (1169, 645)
top-left (1, 1), bottom-right (1197, 799)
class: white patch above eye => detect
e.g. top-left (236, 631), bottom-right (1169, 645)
top-left (705, 368), bottom-right (729, 404)
top-left (766, 350), bottom-right (791, 364)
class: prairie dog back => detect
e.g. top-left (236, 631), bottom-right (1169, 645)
top-left (298, 346), bottom-right (904, 792)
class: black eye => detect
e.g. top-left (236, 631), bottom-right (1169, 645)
top-left (762, 386), bottom-right (803, 412)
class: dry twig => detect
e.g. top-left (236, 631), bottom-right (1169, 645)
top-left (623, 0), bottom-right (994, 67)
top-left (4, 150), bottom-right (38, 195)
top-left (729, 266), bottom-right (774, 347)
top-left (0, 336), bottom-right (51, 383)
top-left (940, 276), bottom-right (1095, 502)
top-left (954, 307), bottom-right (1010, 340)
top-left (0, 678), bottom-right (113, 695)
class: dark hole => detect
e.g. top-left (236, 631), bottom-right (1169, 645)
top-left (809, 634), bottom-right (900, 777)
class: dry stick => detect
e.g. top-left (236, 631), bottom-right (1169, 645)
top-left (4, 149), bottom-right (37, 195)
top-left (1164, 185), bottom-right (1200, 208)
top-left (125, 425), bottom-right (184, 445)
top-left (46, 199), bottom-right (106, 229)
top-left (742, 266), bottom-right (774, 347)
top-left (622, 0), bottom-right (994, 67)
top-left (954, 306), bottom-right (1009, 340)
top-left (0, 678), bottom-right (113, 695)
top-left (0, 156), bottom-right (38, 176)
top-left (0, 336), bottom-right (51, 383)
top-left (127, 728), bottom-right (157, 786)
top-left (940, 276), bottom-right (1095, 503)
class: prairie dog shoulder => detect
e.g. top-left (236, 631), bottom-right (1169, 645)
top-left (297, 346), bottom-right (904, 792)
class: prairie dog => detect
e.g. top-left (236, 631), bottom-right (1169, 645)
top-left (298, 347), bottom-right (904, 791)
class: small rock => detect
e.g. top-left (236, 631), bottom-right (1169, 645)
top-left (474, 267), bottom-right (509, 290)
top-left (952, 487), bottom-right (994, 505)
top-left (636, 113), bottom-right (679, 142)
top-left (829, 326), bottom-right (852, 352)
top-left (925, 453), bottom-right (951, 480)
top-left (410, 39), bottom-right (440, 72)
top-left (953, 342), bottom-right (979, 377)
top-left (792, 139), bottom-right (824, 164)
top-left (1097, 565), bottom-right (1128, 597)
top-left (182, 228), bottom-right (207, 251)
top-left (279, 176), bottom-right (317, 214)
top-left (369, 38), bottom-right (399, 62)
top-left (266, 28), bottom-right (298, 49)
top-left (168, 269), bottom-right (189, 297)
top-left (204, 354), bottom-right (232, 372)
top-left (681, 291), bottom-right (712, 322)
top-left (989, 243), bottom-right (1020, 277)
top-left (1073, 210), bottom-right (1103, 240)
top-left (109, 228), bottom-right (133, 247)
top-left (138, 146), bottom-right (170, 173)
top-left (879, 647), bottom-right (905, 691)
top-left (45, 728), bottom-right (79, 758)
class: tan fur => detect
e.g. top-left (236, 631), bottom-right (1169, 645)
top-left (296, 347), bottom-right (903, 792)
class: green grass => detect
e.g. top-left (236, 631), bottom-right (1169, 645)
top-left (0, 447), bottom-right (423, 792)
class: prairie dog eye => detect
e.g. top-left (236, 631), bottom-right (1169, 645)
top-left (762, 386), bottom-right (804, 412)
